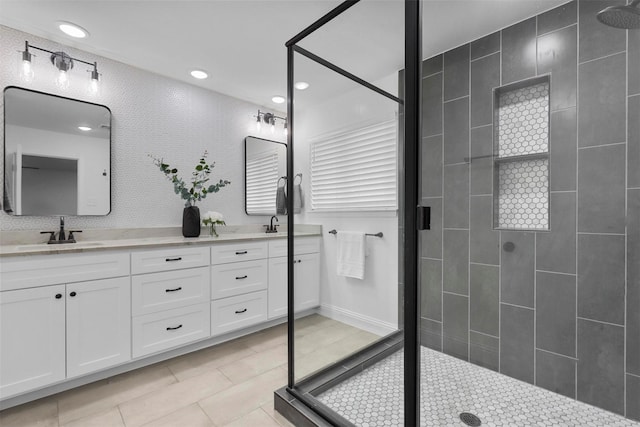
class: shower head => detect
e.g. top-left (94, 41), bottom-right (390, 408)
top-left (597, 0), bottom-right (640, 29)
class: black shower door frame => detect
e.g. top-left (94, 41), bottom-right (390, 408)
top-left (284, 1), bottom-right (422, 425)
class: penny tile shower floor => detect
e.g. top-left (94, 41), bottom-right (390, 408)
top-left (318, 347), bottom-right (638, 427)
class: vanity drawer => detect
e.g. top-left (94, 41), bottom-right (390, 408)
top-left (0, 252), bottom-right (130, 292)
top-left (131, 246), bottom-right (209, 275)
top-left (132, 303), bottom-right (210, 358)
top-left (132, 267), bottom-right (210, 316)
top-left (211, 260), bottom-right (267, 300)
top-left (211, 241), bottom-right (267, 265)
top-left (211, 291), bottom-right (267, 336)
top-left (268, 237), bottom-right (320, 258)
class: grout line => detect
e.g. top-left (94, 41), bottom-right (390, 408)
top-left (576, 231), bottom-right (626, 236)
top-left (575, 0), bottom-right (580, 400)
top-left (624, 23), bottom-right (629, 419)
top-left (577, 141), bottom-right (627, 150)
top-left (443, 290), bottom-right (469, 298)
top-left (500, 301), bottom-right (535, 311)
top-left (422, 133), bottom-right (443, 140)
top-left (537, 22), bottom-right (578, 38)
top-left (470, 261), bottom-right (500, 268)
top-left (536, 269), bottom-right (576, 277)
top-left (577, 317), bottom-right (624, 328)
top-left (422, 256), bottom-right (443, 262)
top-left (116, 405), bottom-right (126, 426)
top-left (535, 347), bottom-right (578, 361)
top-left (470, 193), bottom-right (494, 197)
top-left (441, 51), bottom-right (445, 355)
top-left (550, 105), bottom-right (578, 114)
top-left (443, 94), bottom-right (470, 104)
top-left (578, 50), bottom-right (627, 66)
top-left (628, 373), bottom-right (640, 380)
top-left (470, 123), bottom-right (493, 130)
top-left (468, 42), bottom-right (472, 363)
top-left (444, 161), bottom-right (471, 167)
top-left (469, 329), bottom-right (499, 340)
top-left (498, 25), bottom-right (503, 376)
top-left (629, 93), bottom-right (640, 98)
top-left (550, 190), bottom-right (577, 194)
top-left (443, 227), bottom-right (470, 231)
top-left (422, 70), bottom-right (443, 80)
top-left (470, 50), bottom-right (500, 63)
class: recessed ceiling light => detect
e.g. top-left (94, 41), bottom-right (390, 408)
top-left (272, 96), bottom-right (285, 104)
top-left (58, 22), bottom-right (89, 38)
top-left (78, 126), bottom-right (91, 131)
top-left (294, 81), bottom-right (309, 90)
top-left (190, 70), bottom-right (208, 79)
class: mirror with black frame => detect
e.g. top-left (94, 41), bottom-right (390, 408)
top-left (244, 136), bottom-right (287, 215)
top-left (3, 87), bottom-right (111, 216)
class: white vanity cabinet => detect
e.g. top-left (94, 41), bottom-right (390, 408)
top-left (0, 285), bottom-right (66, 398)
top-left (210, 241), bottom-right (269, 336)
top-left (0, 233), bottom-right (321, 405)
top-left (131, 247), bottom-right (211, 358)
top-left (0, 253), bottom-right (131, 399)
top-left (268, 237), bottom-right (321, 318)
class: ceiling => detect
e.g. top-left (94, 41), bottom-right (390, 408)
top-left (0, 0), bottom-right (567, 109)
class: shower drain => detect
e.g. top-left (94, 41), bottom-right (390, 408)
top-left (459, 412), bottom-right (482, 426)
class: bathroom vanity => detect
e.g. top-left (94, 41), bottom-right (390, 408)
top-left (0, 232), bottom-right (320, 407)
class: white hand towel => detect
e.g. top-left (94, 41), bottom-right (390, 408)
top-left (336, 231), bottom-right (366, 280)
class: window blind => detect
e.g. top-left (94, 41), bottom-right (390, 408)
top-left (246, 151), bottom-right (279, 214)
top-left (310, 120), bottom-right (397, 212)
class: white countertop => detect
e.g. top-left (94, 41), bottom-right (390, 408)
top-left (0, 230), bottom-right (321, 257)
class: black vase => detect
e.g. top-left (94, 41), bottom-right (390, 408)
top-left (182, 206), bottom-right (201, 237)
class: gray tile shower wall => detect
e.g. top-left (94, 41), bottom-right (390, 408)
top-left (416, 0), bottom-right (639, 420)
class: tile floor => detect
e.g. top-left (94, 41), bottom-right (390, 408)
top-left (318, 347), bottom-right (640, 427)
top-left (0, 314), bottom-right (379, 427)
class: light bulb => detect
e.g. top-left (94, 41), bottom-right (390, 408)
top-left (56, 70), bottom-right (70, 90)
top-left (21, 59), bottom-right (34, 83)
top-left (284, 126), bottom-right (288, 137)
top-left (256, 118), bottom-right (261, 132)
top-left (270, 121), bottom-right (275, 134)
top-left (90, 77), bottom-right (99, 94)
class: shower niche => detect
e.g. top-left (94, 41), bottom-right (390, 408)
top-left (493, 75), bottom-right (550, 231)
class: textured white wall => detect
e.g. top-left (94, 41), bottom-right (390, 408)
top-left (295, 73), bottom-right (400, 332)
top-left (0, 25), bottom-right (284, 231)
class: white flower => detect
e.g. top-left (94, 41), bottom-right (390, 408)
top-left (202, 211), bottom-right (225, 224)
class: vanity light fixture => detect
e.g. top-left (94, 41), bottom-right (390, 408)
top-left (294, 81), bottom-right (309, 90)
top-left (190, 69), bottom-right (208, 79)
top-left (254, 109), bottom-right (287, 135)
top-left (271, 95), bottom-right (285, 104)
top-left (77, 126), bottom-right (91, 131)
top-left (19, 41), bottom-right (101, 93)
top-left (57, 22), bottom-right (89, 38)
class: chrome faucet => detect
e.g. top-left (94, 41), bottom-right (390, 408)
top-left (265, 215), bottom-right (279, 233)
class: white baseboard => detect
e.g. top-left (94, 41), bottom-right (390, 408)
top-left (319, 304), bottom-right (397, 337)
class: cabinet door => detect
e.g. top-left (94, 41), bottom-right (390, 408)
top-left (294, 253), bottom-right (320, 312)
top-left (267, 256), bottom-right (287, 319)
top-left (0, 285), bottom-right (66, 399)
top-left (66, 277), bottom-right (131, 378)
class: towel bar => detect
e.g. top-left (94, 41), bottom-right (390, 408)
top-left (328, 229), bottom-right (383, 238)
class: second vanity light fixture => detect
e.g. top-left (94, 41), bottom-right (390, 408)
top-left (20, 40), bottom-right (101, 94)
top-left (255, 109), bottom-right (288, 136)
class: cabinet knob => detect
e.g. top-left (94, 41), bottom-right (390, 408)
top-left (69, 291), bottom-right (77, 297)
top-left (55, 293), bottom-right (62, 299)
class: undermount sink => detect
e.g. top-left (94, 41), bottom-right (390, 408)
top-left (15, 242), bottom-right (105, 250)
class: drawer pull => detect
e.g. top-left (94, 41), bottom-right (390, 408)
top-left (166, 324), bottom-right (183, 331)
top-left (235, 308), bottom-right (248, 314)
top-left (235, 275), bottom-right (248, 280)
top-left (235, 250), bottom-right (248, 255)
top-left (165, 287), bottom-right (183, 293)
top-left (165, 257), bottom-right (182, 262)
